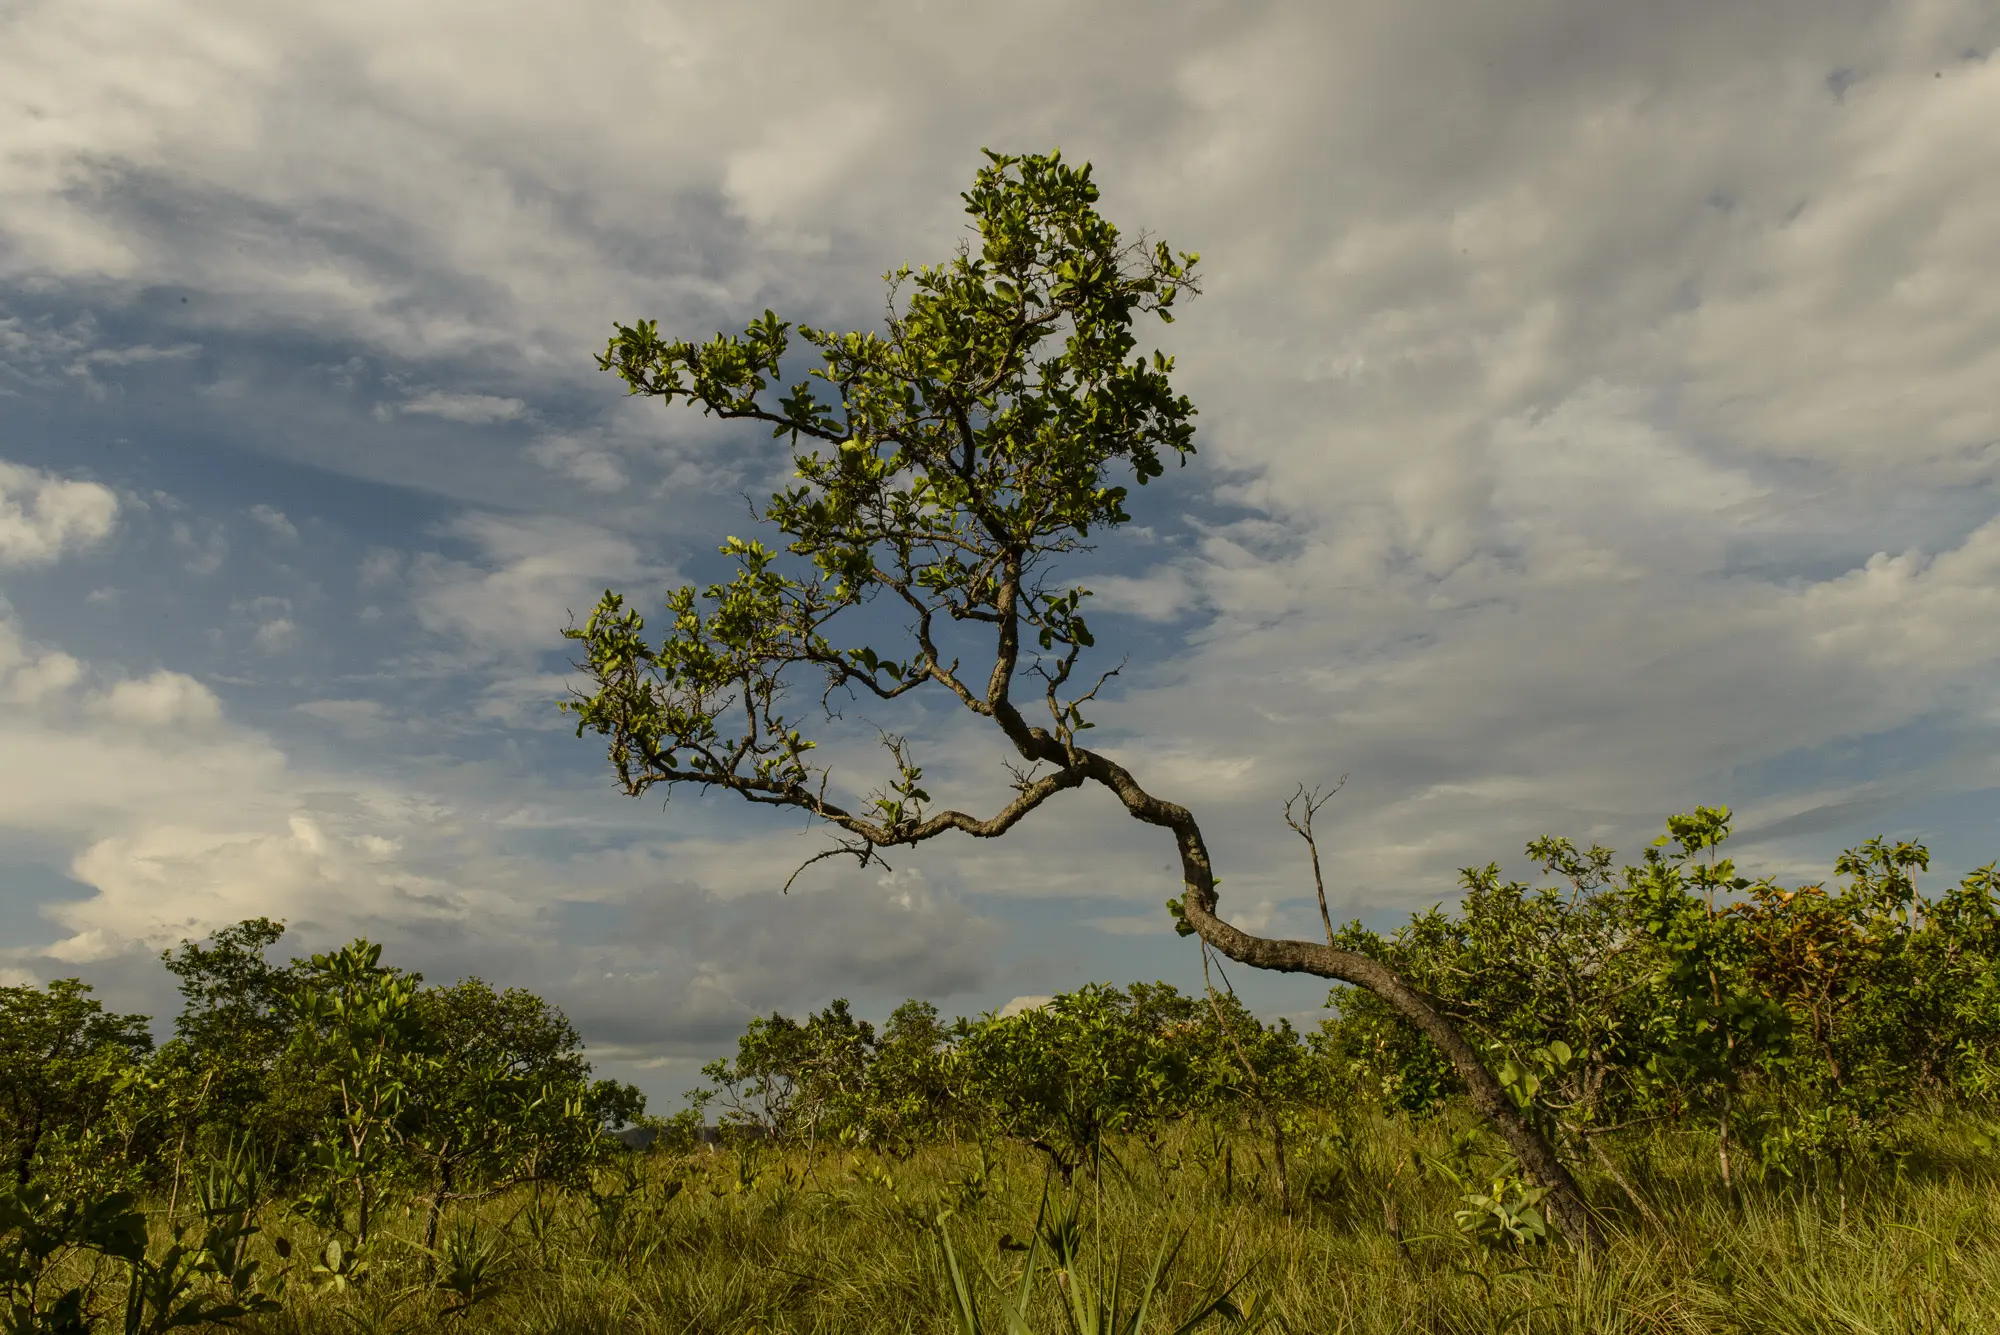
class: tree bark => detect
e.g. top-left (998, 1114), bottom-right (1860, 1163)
top-left (1182, 887), bottom-right (1602, 1246)
top-left (1062, 744), bottom-right (1606, 1249)
top-left (423, 1157), bottom-right (453, 1276)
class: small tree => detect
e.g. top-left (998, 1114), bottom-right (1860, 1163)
top-left (1913, 862), bottom-right (2000, 1103)
top-left (864, 1000), bottom-right (966, 1147)
top-left (564, 149), bottom-right (1597, 1242)
top-left (956, 985), bottom-right (1189, 1181)
top-left (280, 941), bottom-right (423, 1245)
top-left (0, 980), bottom-right (152, 1189)
top-left (404, 977), bottom-right (641, 1258)
top-left (1621, 808), bottom-right (1791, 1202)
top-left (152, 919), bottom-right (305, 1210)
top-left (698, 999), bottom-right (874, 1148)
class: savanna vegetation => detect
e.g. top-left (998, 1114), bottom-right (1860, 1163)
top-left (11, 150), bottom-right (1994, 1329)
top-left (6, 812), bottom-right (2000, 1331)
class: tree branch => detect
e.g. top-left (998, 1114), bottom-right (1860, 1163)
top-left (1285, 778), bottom-right (1346, 947)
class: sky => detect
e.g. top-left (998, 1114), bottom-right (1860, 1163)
top-left (2, 0), bottom-right (1997, 1103)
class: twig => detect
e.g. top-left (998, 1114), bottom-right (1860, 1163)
top-left (782, 840), bottom-right (887, 894)
top-left (1284, 778), bottom-right (1347, 946)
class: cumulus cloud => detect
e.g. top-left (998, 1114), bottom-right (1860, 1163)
top-left (49, 815), bottom-right (453, 962)
top-left (89, 671), bottom-right (223, 729)
top-left (0, 461), bottom-right (118, 565)
top-left (248, 504), bottom-right (297, 541)
top-left (1088, 570), bottom-right (1197, 622)
top-left (168, 519), bottom-right (228, 575)
top-left (32, 777), bottom-right (999, 1053)
top-left (0, 634), bottom-right (285, 884)
top-left (0, 615), bottom-right (82, 704)
top-left (252, 617), bottom-right (298, 652)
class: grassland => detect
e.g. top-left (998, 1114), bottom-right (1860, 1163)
top-left (219, 1107), bottom-right (2000, 1334)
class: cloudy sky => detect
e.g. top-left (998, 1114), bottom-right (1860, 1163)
top-left (3, 0), bottom-right (1997, 1100)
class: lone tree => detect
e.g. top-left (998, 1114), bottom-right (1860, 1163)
top-left (564, 149), bottom-right (1600, 1244)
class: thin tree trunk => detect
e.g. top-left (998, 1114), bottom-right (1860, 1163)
top-left (1270, 1111), bottom-right (1290, 1216)
top-left (1716, 1088), bottom-right (1736, 1211)
top-left (166, 1128), bottom-right (189, 1224)
top-left (423, 1158), bottom-right (452, 1276)
top-left (15, 1111), bottom-right (40, 1187)
top-left (1585, 1134), bottom-right (1669, 1237)
top-left (1383, 1194), bottom-right (1417, 1272)
top-left (166, 1068), bottom-right (216, 1226)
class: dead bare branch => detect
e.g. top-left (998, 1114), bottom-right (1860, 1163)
top-left (1284, 777), bottom-right (1347, 946)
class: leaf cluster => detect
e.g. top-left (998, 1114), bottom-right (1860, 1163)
top-left (1317, 806), bottom-right (2000, 1186)
top-left (566, 149), bottom-right (1201, 872)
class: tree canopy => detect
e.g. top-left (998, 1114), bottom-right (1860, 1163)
top-left (567, 149), bottom-right (1198, 870)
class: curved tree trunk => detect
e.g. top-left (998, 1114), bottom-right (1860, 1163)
top-left (1181, 885), bottom-right (1601, 1245)
top-left (1066, 745), bottom-right (1605, 1249)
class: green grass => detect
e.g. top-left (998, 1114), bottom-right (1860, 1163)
top-left (214, 1111), bottom-right (1999, 1334)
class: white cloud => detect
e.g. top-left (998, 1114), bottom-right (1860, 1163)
top-left (72, 342), bottom-right (200, 369)
top-left (248, 503), bottom-right (298, 541)
top-left (89, 671), bottom-right (223, 729)
top-left (0, 599), bottom-right (501, 961)
top-left (0, 460), bottom-right (118, 565)
top-left (0, 314), bottom-right (92, 376)
top-left (527, 433), bottom-right (627, 491)
top-left (1486, 382), bottom-right (1777, 578)
top-left (1674, 53), bottom-right (2000, 479)
top-left (50, 816), bottom-right (464, 962)
top-left (0, 313), bottom-right (195, 394)
top-left (253, 617), bottom-right (298, 652)
top-left (1790, 515), bottom-right (2000, 705)
top-left (358, 547), bottom-right (401, 586)
top-left (406, 512), bottom-right (668, 658)
top-left (168, 519), bottom-right (227, 575)
top-left (0, 616), bottom-right (82, 704)
top-left (1089, 570), bottom-right (1197, 622)
top-left (0, 586), bottom-right (999, 1038)
top-left (0, 636), bottom-right (287, 848)
top-left (722, 98), bottom-right (888, 231)
top-left (399, 391), bottom-right (529, 424)
top-left (1070, 496), bottom-right (2000, 909)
